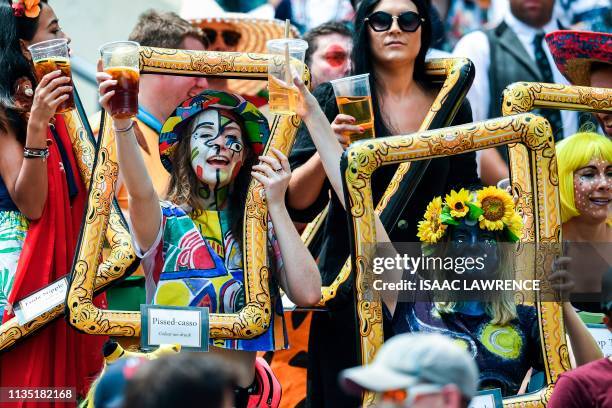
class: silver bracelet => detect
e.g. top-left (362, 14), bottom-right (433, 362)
top-left (113, 120), bottom-right (136, 133)
top-left (24, 147), bottom-right (50, 160)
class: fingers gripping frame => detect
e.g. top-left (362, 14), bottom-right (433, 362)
top-left (0, 95), bottom-right (138, 352)
top-left (316, 58), bottom-right (475, 306)
top-left (66, 47), bottom-right (311, 339)
top-left (342, 114), bottom-right (564, 407)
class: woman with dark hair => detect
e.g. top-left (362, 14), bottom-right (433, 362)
top-left (97, 71), bottom-right (324, 404)
top-left (286, 0), bottom-right (478, 405)
top-left (0, 0), bottom-right (105, 404)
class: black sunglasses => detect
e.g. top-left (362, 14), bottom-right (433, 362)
top-left (203, 28), bottom-right (242, 47)
top-left (364, 11), bottom-right (425, 32)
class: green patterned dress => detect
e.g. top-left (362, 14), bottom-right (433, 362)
top-left (0, 210), bottom-right (28, 316)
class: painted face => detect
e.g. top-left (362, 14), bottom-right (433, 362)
top-left (447, 219), bottom-right (500, 276)
top-left (572, 158), bottom-right (612, 222)
top-left (367, 0), bottom-right (422, 69)
top-left (590, 65), bottom-right (612, 137)
top-left (310, 33), bottom-right (352, 88)
top-left (189, 109), bottom-right (246, 190)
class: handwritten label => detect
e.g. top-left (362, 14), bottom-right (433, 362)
top-left (468, 389), bottom-right (503, 408)
top-left (588, 325), bottom-right (612, 357)
top-left (141, 305), bottom-right (209, 351)
top-left (14, 278), bottom-right (68, 325)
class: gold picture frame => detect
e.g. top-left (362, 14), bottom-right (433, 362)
top-left (502, 82), bottom-right (612, 242)
top-left (0, 91), bottom-right (138, 353)
top-left (65, 47), bottom-right (311, 339)
top-left (342, 113), bottom-right (566, 407)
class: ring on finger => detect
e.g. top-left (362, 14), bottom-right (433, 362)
top-left (274, 167), bottom-right (283, 173)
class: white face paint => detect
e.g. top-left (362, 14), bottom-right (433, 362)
top-left (189, 109), bottom-right (246, 190)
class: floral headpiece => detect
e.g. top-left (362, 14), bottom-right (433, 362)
top-left (417, 187), bottom-right (523, 245)
top-left (11, 0), bottom-right (41, 18)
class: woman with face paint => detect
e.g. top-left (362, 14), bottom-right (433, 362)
top-left (98, 73), bottom-right (323, 404)
top-left (290, 84), bottom-right (604, 395)
top-left (551, 133), bottom-right (612, 362)
top-left (376, 187), bottom-right (600, 396)
top-left (557, 133), bottom-right (612, 244)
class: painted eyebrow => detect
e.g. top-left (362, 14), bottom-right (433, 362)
top-left (223, 122), bottom-right (241, 130)
top-left (48, 18), bottom-right (59, 28)
top-left (193, 122), bottom-right (215, 131)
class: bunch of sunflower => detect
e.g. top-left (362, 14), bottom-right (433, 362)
top-left (417, 187), bottom-right (523, 245)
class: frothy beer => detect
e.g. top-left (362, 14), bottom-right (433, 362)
top-left (33, 57), bottom-right (75, 113)
top-left (105, 67), bottom-right (139, 119)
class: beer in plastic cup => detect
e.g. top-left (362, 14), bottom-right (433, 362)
top-left (331, 74), bottom-right (375, 142)
top-left (266, 39), bottom-right (308, 115)
top-left (99, 41), bottom-right (140, 119)
top-left (28, 39), bottom-right (75, 113)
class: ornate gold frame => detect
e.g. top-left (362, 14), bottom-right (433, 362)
top-left (65, 47), bottom-right (311, 338)
top-left (343, 113), bottom-right (566, 407)
top-left (315, 57), bottom-right (475, 307)
top-left (0, 92), bottom-right (138, 353)
top-left (502, 82), bottom-right (612, 242)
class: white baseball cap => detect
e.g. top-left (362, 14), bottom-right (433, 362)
top-left (340, 333), bottom-right (479, 399)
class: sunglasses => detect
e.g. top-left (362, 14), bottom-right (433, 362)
top-left (364, 11), bottom-right (425, 33)
top-left (203, 28), bottom-right (242, 47)
top-left (380, 384), bottom-right (444, 406)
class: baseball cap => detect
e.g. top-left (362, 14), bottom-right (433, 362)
top-left (340, 333), bottom-right (479, 399)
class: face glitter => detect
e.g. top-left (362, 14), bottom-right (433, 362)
top-left (572, 158), bottom-right (612, 221)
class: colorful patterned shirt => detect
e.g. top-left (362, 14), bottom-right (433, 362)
top-left (135, 201), bottom-right (288, 351)
top-left (385, 302), bottom-right (544, 396)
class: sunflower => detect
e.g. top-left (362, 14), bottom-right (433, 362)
top-left (417, 197), bottom-right (447, 243)
top-left (417, 219), bottom-right (448, 244)
top-left (506, 212), bottom-right (524, 241)
top-left (476, 187), bottom-right (515, 231)
top-left (445, 188), bottom-right (471, 218)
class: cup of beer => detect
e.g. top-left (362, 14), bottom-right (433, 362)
top-left (331, 74), bottom-right (375, 143)
top-left (99, 41), bottom-right (140, 119)
top-left (266, 39), bottom-right (308, 115)
top-left (28, 38), bottom-right (75, 113)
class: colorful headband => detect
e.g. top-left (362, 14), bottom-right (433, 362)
top-left (12, 0), bottom-right (40, 18)
top-left (417, 187), bottom-right (523, 245)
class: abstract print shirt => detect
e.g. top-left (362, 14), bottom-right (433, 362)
top-left (136, 201), bottom-right (288, 351)
top-left (386, 302), bottom-right (544, 396)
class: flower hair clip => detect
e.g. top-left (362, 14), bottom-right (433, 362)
top-left (417, 187), bottom-right (524, 245)
top-left (12, 0), bottom-right (41, 18)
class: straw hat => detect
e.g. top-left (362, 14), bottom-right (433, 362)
top-left (181, 0), bottom-right (299, 96)
top-left (545, 30), bottom-right (612, 86)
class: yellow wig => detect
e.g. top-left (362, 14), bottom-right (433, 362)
top-left (556, 132), bottom-right (612, 223)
